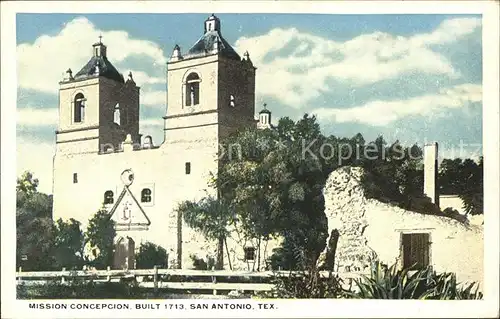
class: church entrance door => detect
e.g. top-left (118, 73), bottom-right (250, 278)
top-left (113, 237), bottom-right (135, 270)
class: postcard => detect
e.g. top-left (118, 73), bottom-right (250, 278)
top-left (1, 1), bottom-right (499, 318)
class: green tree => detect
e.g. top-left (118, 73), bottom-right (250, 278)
top-left (439, 157), bottom-right (483, 215)
top-left (53, 218), bottom-right (85, 270)
top-left (16, 171), bottom-right (55, 271)
top-left (16, 209), bottom-right (55, 270)
top-left (217, 114), bottom-right (330, 270)
top-left (16, 171), bottom-right (39, 196)
top-left (135, 242), bottom-right (168, 269)
top-left (360, 138), bottom-right (425, 212)
top-left (85, 210), bottom-right (116, 269)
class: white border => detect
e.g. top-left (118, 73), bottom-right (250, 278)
top-left (2, 1), bottom-right (499, 318)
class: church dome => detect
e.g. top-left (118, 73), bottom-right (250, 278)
top-left (73, 38), bottom-right (125, 83)
top-left (183, 14), bottom-right (241, 61)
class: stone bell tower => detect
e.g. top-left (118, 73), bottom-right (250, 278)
top-left (163, 14), bottom-right (256, 146)
top-left (161, 15), bottom-right (258, 269)
top-left (55, 37), bottom-right (141, 155)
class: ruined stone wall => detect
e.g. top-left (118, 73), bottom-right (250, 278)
top-left (322, 166), bottom-right (483, 287)
top-left (322, 166), bottom-right (377, 273)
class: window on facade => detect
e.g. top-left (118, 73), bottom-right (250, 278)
top-left (141, 188), bottom-right (152, 203)
top-left (73, 173), bottom-right (78, 184)
top-left (244, 247), bottom-right (256, 261)
top-left (74, 93), bottom-right (86, 123)
top-left (401, 233), bottom-right (430, 270)
top-left (104, 191), bottom-right (114, 205)
top-left (229, 95), bottom-right (236, 107)
top-left (113, 103), bottom-right (121, 125)
top-left (185, 162), bottom-right (191, 175)
top-left (185, 73), bottom-right (200, 106)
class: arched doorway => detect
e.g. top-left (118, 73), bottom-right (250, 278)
top-left (113, 237), bottom-right (135, 270)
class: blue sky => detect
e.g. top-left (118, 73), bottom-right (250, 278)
top-left (16, 13), bottom-right (483, 193)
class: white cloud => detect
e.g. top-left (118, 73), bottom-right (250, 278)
top-left (234, 17), bottom-right (480, 108)
top-left (141, 90), bottom-right (166, 107)
top-left (140, 118), bottom-right (163, 127)
top-left (312, 83), bottom-right (482, 126)
top-left (127, 70), bottom-right (165, 86)
top-left (17, 17), bottom-right (167, 94)
top-left (411, 17), bottom-right (482, 46)
top-left (16, 137), bottom-right (55, 194)
top-left (17, 107), bottom-right (58, 127)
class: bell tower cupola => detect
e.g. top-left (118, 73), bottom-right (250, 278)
top-left (93, 35), bottom-right (107, 57)
top-left (257, 104), bottom-right (272, 129)
top-left (205, 14), bottom-right (221, 33)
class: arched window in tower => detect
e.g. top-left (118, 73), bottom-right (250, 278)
top-left (74, 93), bottom-right (86, 123)
top-left (260, 113), bottom-right (266, 124)
top-left (185, 73), bottom-right (200, 107)
top-left (113, 103), bottom-right (121, 126)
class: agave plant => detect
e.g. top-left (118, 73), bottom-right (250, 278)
top-left (419, 272), bottom-right (483, 300)
top-left (349, 261), bottom-right (483, 300)
top-left (347, 261), bottom-right (429, 299)
top-left (455, 282), bottom-right (483, 300)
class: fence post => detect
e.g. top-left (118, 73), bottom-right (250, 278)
top-left (61, 267), bottom-right (66, 284)
top-left (107, 266), bottom-right (111, 282)
top-left (153, 266), bottom-right (158, 295)
top-left (17, 267), bottom-right (22, 285)
top-left (212, 276), bottom-right (217, 296)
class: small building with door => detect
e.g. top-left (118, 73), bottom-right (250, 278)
top-left (321, 145), bottom-right (483, 287)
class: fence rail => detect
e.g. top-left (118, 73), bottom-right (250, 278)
top-left (16, 267), bottom-right (366, 295)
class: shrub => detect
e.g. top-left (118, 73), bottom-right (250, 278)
top-left (190, 254), bottom-right (216, 270)
top-left (16, 281), bottom-right (144, 299)
top-left (135, 242), bottom-right (168, 269)
top-left (85, 210), bottom-right (116, 269)
top-left (266, 271), bottom-right (347, 298)
top-left (349, 261), bottom-right (483, 300)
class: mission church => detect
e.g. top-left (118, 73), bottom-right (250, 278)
top-left (52, 15), bottom-right (275, 270)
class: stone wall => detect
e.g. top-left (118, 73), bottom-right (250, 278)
top-left (322, 166), bottom-right (483, 287)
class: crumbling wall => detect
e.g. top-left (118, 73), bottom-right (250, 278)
top-left (321, 166), bottom-right (376, 273)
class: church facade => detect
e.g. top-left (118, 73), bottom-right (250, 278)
top-left (52, 15), bottom-right (276, 270)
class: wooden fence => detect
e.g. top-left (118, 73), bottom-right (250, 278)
top-left (16, 267), bottom-right (365, 295)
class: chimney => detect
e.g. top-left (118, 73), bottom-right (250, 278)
top-left (424, 142), bottom-right (439, 206)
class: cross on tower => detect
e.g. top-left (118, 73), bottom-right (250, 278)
top-left (98, 34), bottom-right (103, 43)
